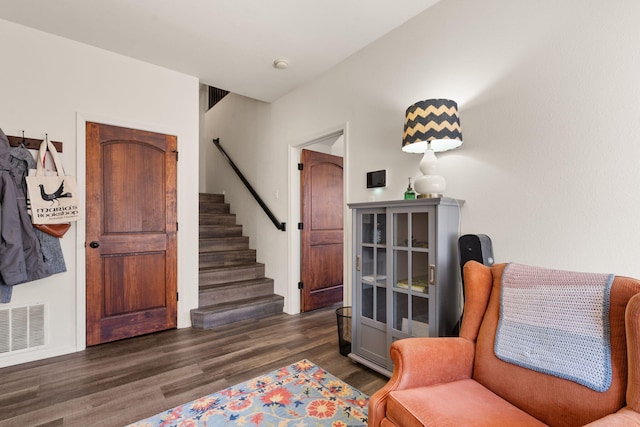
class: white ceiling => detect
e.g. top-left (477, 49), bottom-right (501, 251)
top-left (0, 0), bottom-right (439, 102)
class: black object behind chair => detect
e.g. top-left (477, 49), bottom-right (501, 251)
top-left (458, 234), bottom-right (494, 280)
top-left (454, 234), bottom-right (494, 335)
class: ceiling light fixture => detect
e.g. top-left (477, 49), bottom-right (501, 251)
top-left (273, 58), bottom-right (289, 69)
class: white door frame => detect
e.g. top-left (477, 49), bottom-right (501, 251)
top-left (75, 112), bottom-right (193, 350)
top-left (286, 123), bottom-right (350, 314)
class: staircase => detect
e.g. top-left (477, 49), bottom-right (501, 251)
top-left (191, 193), bottom-right (284, 329)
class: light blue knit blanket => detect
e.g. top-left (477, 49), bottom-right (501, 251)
top-left (495, 263), bottom-right (614, 392)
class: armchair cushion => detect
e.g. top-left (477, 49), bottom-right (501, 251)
top-left (584, 408), bottom-right (640, 426)
top-left (387, 379), bottom-right (546, 427)
top-left (368, 337), bottom-right (475, 424)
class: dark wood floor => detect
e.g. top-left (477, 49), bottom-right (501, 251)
top-left (0, 306), bottom-right (388, 427)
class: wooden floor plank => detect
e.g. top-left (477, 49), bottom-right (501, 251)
top-left (0, 306), bottom-right (387, 427)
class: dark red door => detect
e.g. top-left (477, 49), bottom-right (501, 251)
top-left (85, 122), bottom-right (178, 346)
top-left (300, 149), bottom-right (344, 312)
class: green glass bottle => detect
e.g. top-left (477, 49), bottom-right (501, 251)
top-left (404, 177), bottom-right (416, 200)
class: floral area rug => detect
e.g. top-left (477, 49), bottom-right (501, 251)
top-left (126, 359), bottom-right (369, 427)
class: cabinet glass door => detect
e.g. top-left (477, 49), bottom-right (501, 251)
top-left (360, 213), bottom-right (386, 323)
top-left (391, 208), bottom-right (432, 337)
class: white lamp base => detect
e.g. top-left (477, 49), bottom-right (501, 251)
top-left (414, 149), bottom-right (445, 198)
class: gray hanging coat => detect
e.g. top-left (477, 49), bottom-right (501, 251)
top-left (0, 128), bottom-right (51, 302)
top-left (10, 144), bottom-right (66, 275)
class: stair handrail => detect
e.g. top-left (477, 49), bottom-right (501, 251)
top-left (213, 138), bottom-right (286, 231)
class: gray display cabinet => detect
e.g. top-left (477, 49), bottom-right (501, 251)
top-left (348, 198), bottom-right (464, 376)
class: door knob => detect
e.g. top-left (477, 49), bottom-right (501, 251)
top-left (89, 241), bottom-right (100, 248)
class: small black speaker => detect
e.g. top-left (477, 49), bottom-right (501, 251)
top-left (455, 234), bottom-right (494, 335)
top-left (458, 234), bottom-right (494, 275)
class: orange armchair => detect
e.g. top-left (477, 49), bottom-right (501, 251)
top-left (368, 261), bottom-right (640, 426)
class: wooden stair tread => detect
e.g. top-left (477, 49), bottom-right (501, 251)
top-left (199, 262), bottom-right (265, 273)
top-left (191, 295), bottom-right (284, 330)
top-left (199, 193), bottom-right (225, 201)
top-left (199, 248), bottom-right (255, 255)
top-left (193, 294), bottom-right (284, 313)
top-left (199, 277), bottom-right (273, 291)
top-left (199, 236), bottom-right (249, 245)
top-left (199, 225), bottom-right (243, 238)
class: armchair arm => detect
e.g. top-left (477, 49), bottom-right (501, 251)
top-left (368, 337), bottom-right (475, 427)
top-left (583, 408), bottom-right (640, 426)
top-left (626, 292), bottom-right (640, 412)
top-left (585, 284), bottom-right (640, 426)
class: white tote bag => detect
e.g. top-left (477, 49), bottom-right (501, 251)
top-left (26, 138), bottom-right (81, 224)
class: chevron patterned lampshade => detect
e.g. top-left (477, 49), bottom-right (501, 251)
top-left (402, 99), bottom-right (462, 153)
top-left (402, 99), bottom-right (462, 198)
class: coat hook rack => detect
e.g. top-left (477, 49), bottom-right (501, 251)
top-left (7, 132), bottom-right (63, 152)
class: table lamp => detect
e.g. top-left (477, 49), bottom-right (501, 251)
top-left (402, 99), bottom-right (462, 198)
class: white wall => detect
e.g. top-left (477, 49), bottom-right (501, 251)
top-left (0, 19), bottom-right (200, 367)
top-left (205, 0), bottom-right (640, 315)
top-left (203, 95), bottom-right (295, 308)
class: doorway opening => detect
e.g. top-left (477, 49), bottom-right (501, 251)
top-left (287, 127), bottom-right (348, 314)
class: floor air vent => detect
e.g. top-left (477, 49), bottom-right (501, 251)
top-left (0, 304), bottom-right (46, 354)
